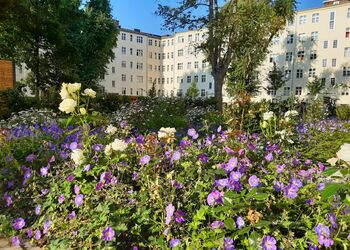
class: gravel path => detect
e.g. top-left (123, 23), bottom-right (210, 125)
top-left (0, 239), bottom-right (40, 250)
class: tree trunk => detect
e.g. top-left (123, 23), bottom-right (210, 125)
top-left (214, 73), bottom-right (224, 112)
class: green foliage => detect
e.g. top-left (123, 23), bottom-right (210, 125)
top-left (336, 104), bottom-right (350, 120)
top-left (307, 76), bottom-right (325, 97)
top-left (306, 100), bottom-right (326, 121)
top-left (185, 81), bottom-right (200, 100)
top-left (266, 62), bottom-right (286, 93)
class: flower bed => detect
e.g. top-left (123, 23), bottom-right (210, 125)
top-left (0, 84), bottom-right (349, 249)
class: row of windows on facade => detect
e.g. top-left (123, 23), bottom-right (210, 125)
top-left (287, 8), bottom-right (350, 27)
top-left (121, 33), bottom-right (161, 46)
top-left (113, 74), bottom-right (211, 85)
top-left (270, 47), bottom-right (350, 63)
top-left (120, 47), bottom-right (202, 59)
top-left (273, 29), bottom-right (350, 45)
top-left (268, 84), bottom-right (349, 97)
top-left (279, 66), bottom-right (350, 80)
top-left (118, 88), bottom-right (210, 97)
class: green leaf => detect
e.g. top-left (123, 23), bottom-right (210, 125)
top-left (253, 193), bottom-right (269, 200)
top-left (254, 220), bottom-right (270, 228)
top-left (224, 218), bottom-right (236, 230)
top-left (321, 168), bottom-right (339, 176)
top-left (321, 183), bottom-right (342, 200)
top-left (115, 223), bottom-right (127, 232)
top-left (234, 226), bottom-right (251, 236)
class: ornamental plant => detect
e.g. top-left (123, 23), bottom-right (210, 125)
top-left (0, 83), bottom-right (349, 249)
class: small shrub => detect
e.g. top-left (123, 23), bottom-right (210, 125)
top-left (336, 104), bottom-right (350, 120)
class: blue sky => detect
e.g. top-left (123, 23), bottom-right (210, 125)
top-left (110, 0), bottom-right (324, 35)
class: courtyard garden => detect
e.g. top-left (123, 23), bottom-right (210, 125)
top-left (0, 83), bottom-right (349, 249)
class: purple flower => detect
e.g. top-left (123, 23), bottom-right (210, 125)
top-left (69, 142), bottom-right (78, 150)
top-left (227, 157), bottom-right (238, 171)
top-left (174, 210), bottom-right (185, 223)
top-left (318, 162), bottom-right (325, 172)
top-left (236, 217), bottom-right (245, 229)
top-left (171, 180), bottom-right (183, 189)
top-left (41, 189), bottom-right (49, 196)
top-left (92, 144), bottom-right (103, 152)
top-left (74, 185), bottom-right (80, 194)
top-left (265, 153), bottom-right (273, 162)
top-left (26, 154), bottom-right (37, 163)
top-left (102, 227), bottom-right (115, 241)
top-left (284, 184), bottom-right (299, 199)
top-left (207, 189), bottom-right (223, 206)
top-left (40, 166), bottom-right (49, 177)
top-left (35, 230), bottom-right (41, 240)
top-left (198, 153), bottom-right (209, 163)
top-left (248, 175), bottom-right (260, 188)
top-left (67, 175), bottom-right (74, 182)
top-left (35, 205), bottom-right (41, 215)
top-left (328, 213), bottom-right (337, 229)
top-left (58, 194), bottom-right (65, 204)
top-left (13, 218), bottom-right (25, 230)
top-left (133, 171), bottom-right (139, 181)
top-left (262, 236), bottom-right (277, 250)
top-left (290, 178), bottom-right (303, 188)
top-left (273, 181), bottom-right (284, 192)
top-left (27, 229), bottom-right (33, 238)
top-left (276, 164), bottom-right (285, 173)
top-left (83, 164), bottom-right (91, 172)
top-left (75, 194), bottom-right (84, 207)
top-left (165, 204), bottom-right (175, 225)
top-left (12, 236), bottom-right (20, 246)
top-left (96, 182), bottom-right (104, 190)
top-left (43, 220), bottom-right (52, 234)
top-left (211, 220), bottom-right (224, 229)
top-left (315, 224), bottom-right (330, 237)
top-left (170, 239), bottom-right (180, 248)
top-left (187, 128), bottom-right (199, 139)
top-left (68, 211), bottom-right (76, 220)
top-left (224, 237), bottom-right (235, 250)
top-left (172, 151), bottom-right (181, 161)
top-left (215, 178), bottom-right (229, 188)
top-left (318, 183), bottom-right (325, 191)
top-left (318, 235), bottom-right (334, 247)
top-left (230, 171), bottom-right (242, 182)
top-left (140, 155), bottom-right (150, 165)
top-left (3, 193), bottom-right (12, 207)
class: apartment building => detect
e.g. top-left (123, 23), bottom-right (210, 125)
top-left (100, 0), bottom-right (350, 104)
top-left (258, 0), bottom-right (350, 104)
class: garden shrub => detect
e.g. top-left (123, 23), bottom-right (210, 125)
top-left (336, 104), bottom-right (350, 121)
top-left (0, 84), bottom-right (349, 249)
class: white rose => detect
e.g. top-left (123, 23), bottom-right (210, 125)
top-left (59, 98), bottom-right (77, 114)
top-left (80, 108), bottom-right (87, 115)
top-left (336, 143), bottom-right (350, 164)
top-left (263, 111), bottom-right (274, 121)
top-left (71, 149), bottom-right (84, 165)
top-left (158, 127), bottom-right (176, 139)
top-left (82, 88), bottom-right (96, 98)
top-left (60, 83), bottom-right (70, 99)
top-left (285, 110), bottom-right (299, 119)
top-left (111, 138), bottom-right (128, 152)
top-left (104, 144), bottom-right (112, 156)
top-left (105, 125), bottom-right (118, 135)
top-left (67, 83), bottom-right (81, 93)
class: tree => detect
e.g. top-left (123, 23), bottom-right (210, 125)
top-left (157, 0), bottom-right (296, 112)
top-left (266, 62), bottom-right (286, 96)
top-left (148, 80), bottom-right (157, 98)
top-left (307, 76), bottom-right (325, 97)
top-left (186, 81), bottom-right (200, 99)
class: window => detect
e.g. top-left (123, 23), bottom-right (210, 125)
top-left (333, 40), bottom-right (338, 48)
top-left (130, 62), bottom-right (133, 69)
top-left (272, 36), bottom-right (279, 45)
top-left (321, 78), bottom-right (326, 86)
top-left (299, 15), bottom-right (306, 25)
top-left (112, 66), bottom-right (115, 73)
top-left (322, 59), bottom-right (327, 67)
top-left (112, 80), bottom-right (115, 88)
top-left (158, 53), bottom-right (161, 60)
top-left (312, 13), bottom-right (319, 23)
top-left (194, 75), bottom-right (198, 83)
top-left (297, 51), bottom-right (305, 60)
top-left (130, 34), bottom-right (133, 42)
top-left (202, 60), bottom-right (206, 68)
top-left (121, 33), bottom-right (126, 40)
top-left (171, 52), bottom-right (174, 58)
top-left (187, 76), bottom-right (192, 83)
top-left (178, 36), bottom-right (184, 43)
top-left (310, 50), bottom-right (317, 60)
top-left (202, 75), bottom-right (206, 83)
top-left (148, 39), bottom-right (153, 46)
top-left (288, 19), bottom-right (294, 26)
top-left (331, 77), bottom-right (336, 86)
top-left (121, 74), bottom-right (126, 81)
top-left (122, 87), bottom-right (126, 95)
top-left (149, 77), bottom-right (152, 84)
top-left (311, 31), bottom-right (318, 41)
top-left (121, 61), bottom-right (126, 68)
top-left (178, 49), bottom-right (183, 57)
top-left (343, 67), bottom-right (350, 76)
top-left (309, 68), bottom-right (316, 77)
top-left (136, 49), bottom-right (143, 57)
top-left (130, 88), bottom-right (133, 95)
top-left (285, 52), bottom-right (293, 62)
top-left (195, 33), bottom-right (200, 42)
top-left (148, 64), bottom-right (152, 70)
top-left (268, 89), bottom-right (276, 96)
top-left (269, 54), bottom-right (278, 63)
top-left (171, 65), bottom-right (174, 71)
top-left (187, 62), bottom-right (192, 70)
top-left (194, 61), bottom-right (199, 69)
top-left (162, 53), bottom-right (165, 59)
top-left (162, 65), bottom-right (165, 72)
top-left (348, 8), bottom-right (350, 18)
top-left (177, 63), bottom-right (183, 70)
top-left (136, 36), bottom-right (143, 43)
top-left (149, 52), bottom-right (152, 59)
top-left (299, 33), bottom-right (306, 42)
top-left (130, 48), bottom-right (133, 55)
top-left (136, 63), bottom-right (143, 70)
top-left (345, 47), bottom-right (350, 57)
top-left (332, 58), bottom-right (337, 67)
top-left (287, 34), bottom-right (294, 44)
top-left (122, 47), bottom-right (126, 54)
top-left (296, 69), bottom-right (303, 78)
top-left (341, 88), bottom-right (349, 96)
top-left (167, 53), bottom-right (169, 59)
top-left (167, 65), bottom-right (169, 72)
top-left (295, 87), bottom-right (302, 96)
top-left (346, 27), bottom-right (350, 38)
top-left (161, 41), bottom-right (166, 47)
top-left (177, 89), bottom-right (183, 97)
top-left (177, 77), bottom-right (183, 84)
top-left (137, 76), bottom-right (143, 83)
top-left (130, 75), bottom-right (133, 82)
top-left (324, 40), bottom-right (328, 48)
top-left (154, 40), bottom-right (157, 46)
top-left (201, 89), bottom-right (206, 97)
top-left (284, 87), bottom-right (291, 96)
top-left (209, 82), bottom-right (212, 89)
top-left (162, 78), bottom-right (165, 84)
top-left (285, 70), bottom-right (291, 79)
top-left (330, 11), bottom-right (335, 30)
top-left (188, 34), bottom-right (193, 42)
